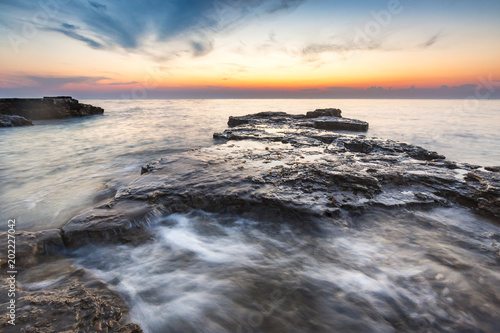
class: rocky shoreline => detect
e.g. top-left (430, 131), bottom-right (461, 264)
top-left (1, 109), bottom-right (499, 331)
top-left (0, 97), bottom-right (104, 127)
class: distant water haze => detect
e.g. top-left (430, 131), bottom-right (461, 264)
top-left (0, 99), bottom-right (499, 231)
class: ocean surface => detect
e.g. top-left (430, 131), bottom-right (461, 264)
top-left (2, 99), bottom-right (500, 332)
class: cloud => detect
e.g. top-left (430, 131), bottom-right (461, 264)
top-left (104, 81), bottom-right (138, 85)
top-left (265, 0), bottom-right (304, 14)
top-left (3, 80), bottom-right (500, 99)
top-left (420, 31), bottom-right (442, 48)
top-left (255, 31), bottom-right (289, 54)
top-left (88, 1), bottom-right (107, 11)
top-left (190, 39), bottom-right (214, 57)
top-left (302, 42), bottom-right (348, 55)
top-left (26, 75), bottom-right (109, 88)
top-left (48, 23), bottom-right (104, 49)
top-left (301, 32), bottom-right (385, 57)
top-left (0, 0), bottom-right (306, 57)
top-left (301, 40), bottom-right (384, 62)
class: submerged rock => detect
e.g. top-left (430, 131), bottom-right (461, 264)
top-left (0, 96), bottom-right (104, 120)
top-left (0, 114), bottom-right (33, 127)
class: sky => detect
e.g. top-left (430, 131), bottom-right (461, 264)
top-left (0, 0), bottom-right (499, 99)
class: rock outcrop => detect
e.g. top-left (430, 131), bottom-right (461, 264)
top-left (227, 109), bottom-right (368, 132)
top-left (0, 96), bottom-right (104, 120)
top-left (57, 109), bottom-right (499, 250)
top-left (0, 114), bottom-right (33, 127)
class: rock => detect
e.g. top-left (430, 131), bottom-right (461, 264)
top-left (312, 117), bottom-right (369, 131)
top-left (0, 229), bottom-right (65, 268)
top-left (60, 111), bottom-right (498, 250)
top-left (460, 170), bottom-right (500, 218)
top-left (228, 111), bottom-right (290, 127)
top-left (0, 260), bottom-right (143, 332)
top-left (0, 114), bottom-right (33, 127)
top-left (226, 109), bottom-right (368, 132)
top-left (0, 96), bottom-right (104, 120)
top-left (228, 116), bottom-right (250, 127)
top-left (61, 200), bottom-right (155, 249)
top-left (306, 108), bottom-right (342, 118)
top-left (485, 166), bottom-right (500, 173)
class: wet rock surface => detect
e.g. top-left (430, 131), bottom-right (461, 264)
top-left (59, 110), bottom-right (499, 249)
top-left (0, 96), bottom-right (104, 120)
top-left (0, 259), bottom-right (142, 332)
top-left (61, 200), bottom-right (155, 249)
top-left (0, 229), bottom-right (64, 268)
top-left (0, 114), bottom-right (33, 127)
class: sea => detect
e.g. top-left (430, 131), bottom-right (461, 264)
top-left (1, 99), bottom-right (500, 332)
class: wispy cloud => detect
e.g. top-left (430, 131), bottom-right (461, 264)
top-left (301, 39), bottom-right (384, 62)
top-left (255, 32), bottom-right (289, 53)
top-left (0, 0), bottom-right (306, 57)
top-left (420, 31), bottom-right (443, 48)
top-left (105, 81), bottom-right (138, 86)
top-left (302, 29), bottom-right (443, 61)
top-left (47, 23), bottom-right (104, 49)
top-left (88, 1), bottom-right (107, 11)
top-left (26, 75), bottom-right (109, 88)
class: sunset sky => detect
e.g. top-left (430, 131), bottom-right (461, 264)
top-left (1, 0), bottom-right (499, 98)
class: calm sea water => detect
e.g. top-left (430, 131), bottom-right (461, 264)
top-left (2, 99), bottom-right (500, 332)
top-left (1, 99), bottom-right (499, 231)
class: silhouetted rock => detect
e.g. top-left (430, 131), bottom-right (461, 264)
top-left (0, 114), bottom-right (33, 127)
top-left (0, 96), bottom-right (104, 120)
